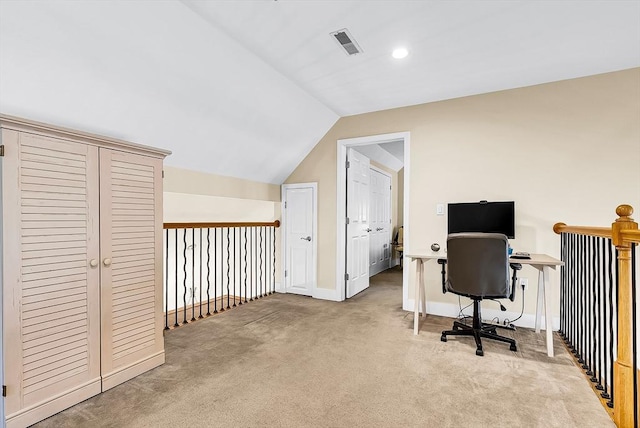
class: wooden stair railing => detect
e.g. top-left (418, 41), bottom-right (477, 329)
top-left (554, 204), bottom-right (638, 428)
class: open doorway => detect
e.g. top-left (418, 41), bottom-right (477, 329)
top-left (335, 132), bottom-right (410, 306)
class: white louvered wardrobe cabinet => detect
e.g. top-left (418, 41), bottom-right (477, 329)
top-left (0, 115), bottom-right (171, 428)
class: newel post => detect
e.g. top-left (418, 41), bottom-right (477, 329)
top-left (611, 204), bottom-right (638, 428)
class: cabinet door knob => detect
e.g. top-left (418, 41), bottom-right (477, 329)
top-left (89, 259), bottom-right (98, 268)
top-left (103, 258), bottom-right (112, 267)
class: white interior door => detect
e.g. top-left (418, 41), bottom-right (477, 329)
top-left (369, 169), bottom-right (391, 276)
top-left (346, 148), bottom-right (370, 298)
top-left (283, 184), bottom-right (316, 296)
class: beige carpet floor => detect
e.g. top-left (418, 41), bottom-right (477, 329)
top-left (34, 267), bottom-right (613, 427)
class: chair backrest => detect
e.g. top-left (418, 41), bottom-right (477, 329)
top-left (445, 233), bottom-right (511, 299)
top-left (394, 226), bottom-right (403, 245)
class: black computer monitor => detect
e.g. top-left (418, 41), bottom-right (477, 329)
top-left (447, 201), bottom-right (515, 239)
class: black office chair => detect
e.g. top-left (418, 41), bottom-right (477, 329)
top-left (393, 226), bottom-right (404, 267)
top-left (439, 233), bottom-right (522, 356)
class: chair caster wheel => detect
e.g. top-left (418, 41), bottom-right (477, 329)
top-left (476, 348), bottom-right (484, 357)
top-left (510, 344), bottom-right (517, 352)
top-left (440, 335), bottom-right (447, 342)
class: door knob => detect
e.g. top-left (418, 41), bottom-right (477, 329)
top-left (365, 228), bottom-right (372, 232)
top-left (89, 259), bottom-right (98, 268)
top-left (376, 227), bottom-right (383, 231)
top-left (300, 236), bottom-right (311, 242)
top-left (103, 258), bottom-right (112, 267)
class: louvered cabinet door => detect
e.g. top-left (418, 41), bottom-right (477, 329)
top-left (99, 149), bottom-right (165, 390)
top-left (2, 129), bottom-right (102, 427)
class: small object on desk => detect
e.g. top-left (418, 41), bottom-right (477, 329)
top-left (431, 243), bottom-right (440, 252)
top-left (511, 252), bottom-right (531, 259)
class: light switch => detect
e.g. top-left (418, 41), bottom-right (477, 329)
top-left (436, 203), bottom-right (445, 216)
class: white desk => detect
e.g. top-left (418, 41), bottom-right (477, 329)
top-left (406, 251), bottom-right (564, 357)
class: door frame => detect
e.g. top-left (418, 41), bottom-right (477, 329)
top-left (368, 164), bottom-right (393, 276)
top-left (281, 182), bottom-right (318, 296)
top-left (336, 132), bottom-right (410, 303)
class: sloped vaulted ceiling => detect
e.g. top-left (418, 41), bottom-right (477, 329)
top-left (0, 0), bottom-right (338, 184)
top-left (1, 1), bottom-right (639, 184)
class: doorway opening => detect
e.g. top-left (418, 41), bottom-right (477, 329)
top-left (336, 132), bottom-right (410, 307)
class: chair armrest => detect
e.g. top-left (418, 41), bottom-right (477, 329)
top-left (437, 259), bottom-right (447, 293)
top-left (509, 263), bottom-right (522, 301)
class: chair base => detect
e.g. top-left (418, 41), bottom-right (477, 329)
top-left (440, 300), bottom-right (517, 356)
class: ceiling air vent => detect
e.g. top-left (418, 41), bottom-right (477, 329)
top-left (331, 28), bottom-right (363, 56)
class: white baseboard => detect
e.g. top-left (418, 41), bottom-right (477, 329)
top-left (403, 299), bottom-right (560, 331)
top-left (313, 286), bottom-right (340, 301)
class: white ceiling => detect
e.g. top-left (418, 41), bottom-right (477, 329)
top-left (354, 141), bottom-right (404, 172)
top-left (1, 1), bottom-right (639, 184)
top-left (184, 0), bottom-right (640, 116)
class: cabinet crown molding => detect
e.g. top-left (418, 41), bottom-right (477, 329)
top-left (0, 114), bottom-right (171, 159)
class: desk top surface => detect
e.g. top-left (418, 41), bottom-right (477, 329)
top-left (405, 251), bottom-right (564, 267)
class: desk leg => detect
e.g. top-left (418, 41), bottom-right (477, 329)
top-left (413, 259), bottom-right (423, 335)
top-left (543, 266), bottom-right (554, 357)
top-left (535, 269), bottom-right (544, 333)
top-left (419, 263), bottom-right (426, 319)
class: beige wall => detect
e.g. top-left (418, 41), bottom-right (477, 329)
top-left (285, 68), bottom-right (640, 318)
top-left (163, 165), bottom-right (281, 223)
top-left (164, 166), bottom-right (280, 202)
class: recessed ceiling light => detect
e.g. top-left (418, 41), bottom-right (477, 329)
top-left (392, 47), bottom-right (408, 59)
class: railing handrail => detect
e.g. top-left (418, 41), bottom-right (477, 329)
top-left (620, 229), bottom-right (640, 244)
top-left (164, 220), bottom-right (280, 229)
top-left (554, 205), bottom-right (639, 244)
top-left (553, 223), bottom-right (612, 238)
